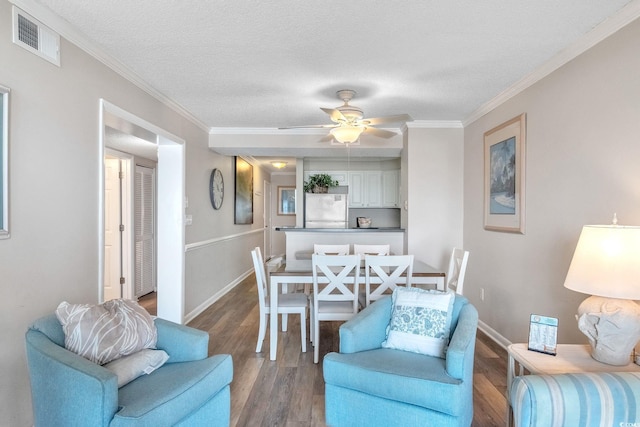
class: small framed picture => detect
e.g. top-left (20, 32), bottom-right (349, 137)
top-left (277, 186), bottom-right (296, 215)
top-left (528, 314), bottom-right (558, 356)
top-left (484, 113), bottom-right (526, 234)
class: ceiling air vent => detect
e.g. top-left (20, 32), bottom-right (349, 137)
top-left (12, 6), bottom-right (60, 66)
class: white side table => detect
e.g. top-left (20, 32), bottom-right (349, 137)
top-left (506, 343), bottom-right (640, 427)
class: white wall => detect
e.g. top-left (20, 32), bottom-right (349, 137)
top-left (463, 17), bottom-right (640, 345)
top-left (406, 127), bottom-right (465, 270)
top-left (0, 1), bottom-right (258, 423)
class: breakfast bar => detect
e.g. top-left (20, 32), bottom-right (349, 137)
top-left (276, 227), bottom-right (406, 271)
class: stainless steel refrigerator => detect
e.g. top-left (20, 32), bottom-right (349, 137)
top-left (304, 193), bottom-right (348, 228)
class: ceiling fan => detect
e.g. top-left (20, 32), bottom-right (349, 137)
top-left (280, 89), bottom-right (412, 144)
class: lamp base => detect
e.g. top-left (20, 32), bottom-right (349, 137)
top-left (576, 295), bottom-right (640, 366)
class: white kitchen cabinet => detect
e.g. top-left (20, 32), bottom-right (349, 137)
top-left (309, 169), bottom-right (399, 208)
top-left (348, 171), bottom-right (365, 207)
top-left (381, 170), bottom-right (399, 207)
top-left (364, 171), bottom-right (382, 207)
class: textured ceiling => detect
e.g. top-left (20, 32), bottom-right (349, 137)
top-left (30, 0), bottom-right (634, 132)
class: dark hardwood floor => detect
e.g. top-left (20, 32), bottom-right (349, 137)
top-left (148, 276), bottom-right (509, 426)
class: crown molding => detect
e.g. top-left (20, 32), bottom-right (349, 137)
top-left (407, 120), bottom-right (463, 129)
top-left (10, 0), bottom-right (210, 133)
top-left (209, 127), bottom-right (326, 135)
top-left (463, 0), bottom-right (640, 127)
top-left (209, 125), bottom-right (408, 135)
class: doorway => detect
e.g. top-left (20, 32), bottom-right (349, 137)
top-left (99, 100), bottom-right (186, 324)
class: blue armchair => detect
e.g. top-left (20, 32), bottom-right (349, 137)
top-left (26, 313), bottom-right (233, 427)
top-left (323, 294), bottom-right (478, 427)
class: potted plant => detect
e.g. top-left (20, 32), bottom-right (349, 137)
top-left (303, 173), bottom-right (339, 193)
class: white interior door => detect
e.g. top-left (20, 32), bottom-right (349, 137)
top-left (264, 179), bottom-right (272, 260)
top-left (104, 157), bottom-right (122, 301)
top-left (135, 165), bottom-right (156, 297)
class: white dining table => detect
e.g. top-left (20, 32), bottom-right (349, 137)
top-left (268, 259), bottom-right (445, 361)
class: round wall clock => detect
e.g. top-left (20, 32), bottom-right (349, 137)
top-left (209, 168), bottom-right (224, 210)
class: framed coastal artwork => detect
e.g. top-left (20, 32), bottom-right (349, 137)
top-left (483, 113), bottom-right (526, 234)
top-left (277, 186), bottom-right (296, 215)
top-left (234, 156), bottom-right (253, 224)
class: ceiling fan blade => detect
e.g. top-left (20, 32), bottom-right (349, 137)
top-left (363, 127), bottom-right (397, 138)
top-left (320, 107), bottom-right (347, 123)
top-left (278, 124), bottom-right (337, 129)
top-left (361, 114), bottom-right (412, 126)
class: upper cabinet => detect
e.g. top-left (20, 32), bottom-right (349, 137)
top-left (349, 170), bottom-right (399, 208)
top-left (305, 165), bottom-right (400, 208)
top-left (381, 170), bottom-right (400, 208)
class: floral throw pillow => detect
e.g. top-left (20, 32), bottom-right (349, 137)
top-left (382, 287), bottom-right (455, 358)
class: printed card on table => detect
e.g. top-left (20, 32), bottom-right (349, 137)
top-left (528, 314), bottom-right (558, 356)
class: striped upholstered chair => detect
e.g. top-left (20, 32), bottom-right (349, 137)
top-left (510, 371), bottom-right (640, 427)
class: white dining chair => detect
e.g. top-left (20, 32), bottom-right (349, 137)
top-left (251, 247), bottom-right (309, 353)
top-left (314, 244), bottom-right (350, 255)
top-left (300, 244), bottom-right (351, 295)
top-left (310, 254), bottom-right (361, 363)
top-left (353, 244), bottom-right (390, 260)
top-left (446, 248), bottom-right (470, 295)
top-left (362, 254), bottom-right (414, 307)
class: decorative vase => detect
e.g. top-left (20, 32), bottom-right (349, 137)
top-left (313, 185), bottom-right (328, 193)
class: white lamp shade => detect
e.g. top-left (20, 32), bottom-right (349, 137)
top-left (564, 225), bottom-right (640, 299)
top-left (330, 125), bottom-right (364, 144)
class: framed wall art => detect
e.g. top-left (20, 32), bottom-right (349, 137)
top-left (277, 186), bottom-right (296, 215)
top-left (0, 85), bottom-right (9, 239)
top-left (484, 113), bottom-right (526, 234)
top-left (234, 156), bottom-right (253, 224)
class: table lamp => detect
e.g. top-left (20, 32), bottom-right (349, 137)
top-left (563, 219), bottom-right (640, 365)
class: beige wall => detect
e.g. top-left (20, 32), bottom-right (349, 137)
top-left (463, 17), bottom-right (640, 345)
top-left (0, 1), bottom-right (257, 423)
top-left (406, 126), bottom-right (465, 270)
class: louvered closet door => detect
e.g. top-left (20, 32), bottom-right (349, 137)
top-left (135, 165), bottom-right (156, 297)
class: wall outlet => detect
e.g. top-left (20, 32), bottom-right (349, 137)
top-left (480, 288), bottom-right (485, 301)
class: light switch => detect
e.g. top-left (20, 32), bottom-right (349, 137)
top-left (185, 214), bottom-right (193, 226)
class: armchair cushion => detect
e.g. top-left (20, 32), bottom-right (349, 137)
top-left (382, 288), bottom-right (454, 358)
top-left (324, 348), bottom-right (463, 415)
top-left (111, 354), bottom-right (233, 426)
top-left (55, 299), bottom-right (157, 364)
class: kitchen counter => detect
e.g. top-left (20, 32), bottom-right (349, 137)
top-left (277, 227), bottom-right (406, 270)
top-left (275, 227), bottom-right (404, 232)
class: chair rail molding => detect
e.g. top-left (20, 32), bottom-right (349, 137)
top-left (185, 228), bottom-right (263, 252)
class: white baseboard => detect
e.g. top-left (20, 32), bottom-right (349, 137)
top-left (478, 319), bottom-right (512, 351)
top-left (183, 268), bottom-right (253, 324)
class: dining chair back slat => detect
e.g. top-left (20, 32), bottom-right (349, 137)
top-left (446, 248), bottom-right (470, 295)
top-left (363, 255), bottom-right (414, 307)
top-left (314, 244), bottom-right (350, 256)
top-left (353, 244), bottom-right (390, 260)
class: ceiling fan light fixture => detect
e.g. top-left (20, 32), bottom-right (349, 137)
top-left (330, 125), bottom-right (364, 144)
top-left (271, 161), bottom-right (287, 169)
